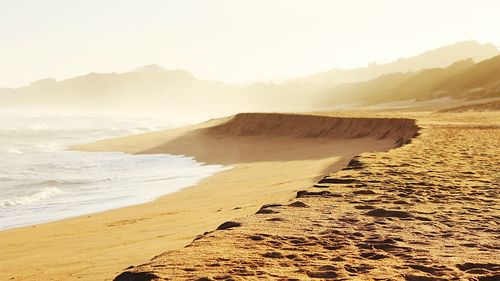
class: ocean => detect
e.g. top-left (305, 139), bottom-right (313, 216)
top-left (0, 111), bottom-right (228, 230)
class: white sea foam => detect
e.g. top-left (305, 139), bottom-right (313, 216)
top-left (0, 112), bottom-right (228, 230)
top-left (28, 123), bottom-right (51, 131)
top-left (0, 187), bottom-right (64, 207)
top-left (3, 148), bottom-right (23, 154)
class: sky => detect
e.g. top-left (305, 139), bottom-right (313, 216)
top-left (1, 0), bottom-right (499, 88)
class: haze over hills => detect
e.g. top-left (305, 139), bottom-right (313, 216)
top-left (318, 54), bottom-right (500, 107)
top-left (0, 40), bottom-right (499, 115)
top-left (288, 41), bottom-right (500, 87)
top-left (0, 65), bottom-right (239, 115)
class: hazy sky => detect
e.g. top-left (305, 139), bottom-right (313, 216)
top-left (1, 0), bottom-right (499, 87)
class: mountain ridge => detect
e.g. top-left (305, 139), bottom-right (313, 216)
top-left (288, 40), bottom-right (499, 86)
top-left (1, 40), bottom-right (499, 114)
top-left (318, 55), bottom-right (500, 106)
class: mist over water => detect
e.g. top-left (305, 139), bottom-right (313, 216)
top-left (0, 112), bottom-right (228, 230)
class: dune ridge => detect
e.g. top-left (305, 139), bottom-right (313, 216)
top-left (135, 114), bottom-right (419, 167)
top-left (206, 113), bottom-right (419, 145)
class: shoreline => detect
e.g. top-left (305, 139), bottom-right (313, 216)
top-left (0, 113), bottom-right (417, 281)
top-left (0, 151), bottom-right (229, 232)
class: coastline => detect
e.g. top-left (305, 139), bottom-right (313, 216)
top-left (0, 113), bottom-right (417, 281)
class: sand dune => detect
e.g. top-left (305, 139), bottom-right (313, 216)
top-left (138, 113), bottom-right (419, 164)
top-left (78, 113), bottom-right (419, 166)
top-left (206, 113), bottom-right (418, 140)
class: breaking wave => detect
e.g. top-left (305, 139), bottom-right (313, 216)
top-left (0, 187), bottom-right (64, 207)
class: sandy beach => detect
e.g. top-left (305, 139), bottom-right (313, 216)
top-left (114, 111), bottom-right (500, 281)
top-left (0, 113), bottom-right (415, 281)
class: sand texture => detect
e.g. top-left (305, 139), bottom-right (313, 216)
top-left (114, 114), bottom-right (500, 281)
top-left (0, 114), bottom-right (416, 281)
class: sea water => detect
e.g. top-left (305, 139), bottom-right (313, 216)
top-left (0, 112), bottom-right (228, 230)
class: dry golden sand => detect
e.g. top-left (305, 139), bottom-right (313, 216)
top-left (115, 112), bottom-right (500, 281)
top-left (0, 114), bottom-right (414, 281)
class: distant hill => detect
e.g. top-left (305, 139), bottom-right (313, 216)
top-left (435, 55), bottom-right (500, 99)
top-left (289, 41), bottom-right (500, 87)
top-left (0, 65), bottom-right (325, 115)
top-left (0, 65), bottom-right (244, 115)
top-left (1, 41), bottom-right (499, 115)
top-left (319, 55), bottom-right (500, 106)
top-left (438, 100), bottom-right (500, 112)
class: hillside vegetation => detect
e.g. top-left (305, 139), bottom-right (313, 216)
top-left (320, 55), bottom-right (500, 105)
